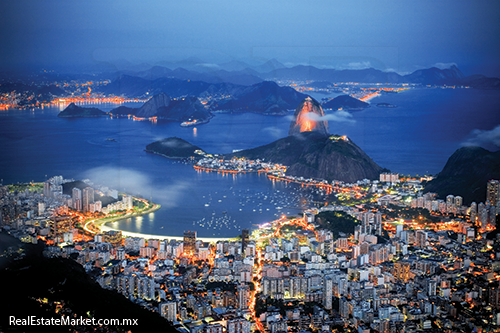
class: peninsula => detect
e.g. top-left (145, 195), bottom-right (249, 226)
top-left (230, 97), bottom-right (382, 182)
top-left (146, 97), bottom-right (384, 183)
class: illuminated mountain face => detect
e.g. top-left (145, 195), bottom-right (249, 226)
top-left (288, 97), bottom-right (329, 136)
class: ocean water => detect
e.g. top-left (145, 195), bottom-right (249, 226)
top-left (0, 88), bottom-right (499, 237)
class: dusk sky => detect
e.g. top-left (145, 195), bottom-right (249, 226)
top-left (1, 0), bottom-right (499, 76)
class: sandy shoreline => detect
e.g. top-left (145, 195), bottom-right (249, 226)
top-left (100, 224), bottom-right (233, 243)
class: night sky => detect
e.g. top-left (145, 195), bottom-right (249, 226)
top-left (1, 0), bottom-right (499, 76)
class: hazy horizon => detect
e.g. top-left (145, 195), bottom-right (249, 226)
top-left (1, 0), bottom-right (499, 77)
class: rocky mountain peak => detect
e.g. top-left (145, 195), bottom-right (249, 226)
top-left (136, 92), bottom-right (171, 117)
top-left (288, 97), bottom-right (329, 136)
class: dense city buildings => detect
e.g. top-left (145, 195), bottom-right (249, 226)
top-left (1, 174), bottom-right (500, 332)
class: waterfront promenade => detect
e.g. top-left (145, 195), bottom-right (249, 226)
top-left (99, 224), bottom-right (231, 242)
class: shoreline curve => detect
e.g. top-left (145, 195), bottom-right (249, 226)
top-left (100, 224), bottom-right (233, 243)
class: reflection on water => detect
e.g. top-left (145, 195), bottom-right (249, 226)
top-left (113, 171), bottom-right (328, 238)
top-left (1, 89), bottom-right (499, 237)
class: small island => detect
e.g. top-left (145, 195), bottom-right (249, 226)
top-left (145, 137), bottom-right (205, 160)
top-left (57, 103), bottom-right (108, 118)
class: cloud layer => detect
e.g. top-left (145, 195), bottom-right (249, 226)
top-left (82, 167), bottom-right (189, 208)
top-left (261, 127), bottom-right (284, 138)
top-left (304, 111), bottom-right (355, 123)
top-left (462, 125), bottom-right (500, 148)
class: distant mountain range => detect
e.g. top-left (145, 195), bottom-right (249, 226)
top-left (99, 78), bottom-right (308, 115)
top-left (210, 81), bottom-right (306, 115)
top-left (113, 93), bottom-right (212, 122)
top-left (98, 75), bottom-right (244, 98)
top-left (95, 62), bottom-right (500, 97)
top-left (58, 93), bottom-right (212, 123)
top-left (3, 61), bottom-right (499, 110)
top-left (425, 146), bottom-right (500, 205)
top-left (261, 64), bottom-right (500, 88)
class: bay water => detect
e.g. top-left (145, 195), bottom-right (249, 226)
top-left (1, 88), bottom-right (498, 237)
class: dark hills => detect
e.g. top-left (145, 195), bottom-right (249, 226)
top-left (144, 96), bottom-right (382, 183)
top-left (103, 58), bottom-right (497, 88)
top-left (210, 81), bottom-right (307, 115)
top-left (95, 64), bottom-right (500, 103)
top-left (425, 146), bottom-right (500, 204)
top-left (403, 65), bottom-right (465, 85)
top-left (146, 137), bottom-right (203, 159)
top-left (136, 92), bottom-right (171, 117)
top-left (251, 58), bottom-right (287, 74)
top-left (100, 77), bottom-right (308, 114)
top-left (99, 75), bottom-right (232, 98)
top-left (157, 96), bottom-right (210, 121)
top-left (315, 211), bottom-right (360, 238)
top-left (57, 103), bottom-right (108, 117)
top-left (262, 65), bottom-right (402, 84)
top-left (322, 95), bottom-right (369, 110)
top-left (0, 239), bottom-right (177, 333)
top-left (57, 93), bottom-right (211, 123)
top-left (461, 74), bottom-right (500, 89)
top-left (257, 64), bottom-right (499, 88)
top-left (132, 65), bottom-right (263, 86)
top-left (6, 62), bottom-right (500, 109)
top-left (109, 105), bottom-right (137, 116)
top-left (229, 131), bottom-right (383, 183)
top-left (261, 64), bottom-right (495, 87)
top-left (110, 93), bottom-right (212, 122)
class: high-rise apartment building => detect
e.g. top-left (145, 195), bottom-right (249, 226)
top-left (183, 231), bottom-right (197, 255)
top-left (72, 188), bottom-right (82, 211)
top-left (241, 229), bottom-right (249, 256)
top-left (323, 275), bottom-right (333, 310)
top-left (487, 180), bottom-right (500, 210)
top-left (237, 284), bottom-right (249, 309)
top-left (82, 187), bottom-right (95, 212)
top-left (394, 261), bottom-right (410, 282)
top-left (43, 181), bottom-right (52, 199)
top-left (159, 301), bottom-right (177, 322)
top-left (415, 230), bottom-right (427, 248)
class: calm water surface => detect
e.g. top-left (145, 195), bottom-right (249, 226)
top-left (1, 88), bottom-right (499, 236)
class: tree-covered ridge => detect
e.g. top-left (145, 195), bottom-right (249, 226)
top-left (315, 210), bottom-right (359, 238)
top-left (145, 137), bottom-right (203, 159)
